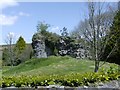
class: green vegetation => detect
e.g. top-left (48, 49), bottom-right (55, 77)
top-left (1, 3), bottom-right (120, 88)
top-left (14, 36), bottom-right (26, 55)
top-left (35, 22), bottom-right (59, 55)
top-left (2, 43), bottom-right (32, 66)
top-left (3, 56), bottom-right (118, 76)
top-left (2, 48), bottom-right (10, 66)
top-left (102, 10), bottom-right (120, 64)
top-left (13, 36), bottom-right (27, 65)
top-left (0, 61), bottom-right (1, 79)
top-left (2, 56), bottom-right (120, 87)
top-left (3, 56), bottom-right (92, 76)
top-left (2, 72), bottom-right (120, 88)
top-left (1, 56), bottom-right (119, 88)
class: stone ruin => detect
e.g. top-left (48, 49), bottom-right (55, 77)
top-left (58, 37), bottom-right (91, 59)
top-left (32, 33), bottom-right (47, 58)
top-left (73, 44), bottom-right (91, 59)
top-left (32, 33), bottom-right (91, 59)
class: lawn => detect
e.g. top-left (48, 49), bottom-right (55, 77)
top-left (2, 56), bottom-right (119, 76)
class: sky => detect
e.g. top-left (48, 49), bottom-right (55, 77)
top-left (0, 0), bottom-right (119, 45)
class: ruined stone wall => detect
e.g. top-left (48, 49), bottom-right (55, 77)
top-left (32, 33), bottom-right (47, 58)
top-left (32, 33), bottom-right (91, 59)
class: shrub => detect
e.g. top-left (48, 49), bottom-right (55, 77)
top-left (2, 67), bottom-right (120, 88)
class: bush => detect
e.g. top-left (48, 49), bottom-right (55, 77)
top-left (1, 67), bottom-right (120, 88)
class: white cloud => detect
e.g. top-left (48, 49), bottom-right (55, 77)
top-left (19, 12), bottom-right (30, 17)
top-left (0, 0), bottom-right (19, 26)
top-left (0, 0), bottom-right (18, 9)
top-left (0, 11), bottom-right (30, 26)
top-left (0, 14), bottom-right (18, 26)
top-left (50, 26), bottom-right (61, 35)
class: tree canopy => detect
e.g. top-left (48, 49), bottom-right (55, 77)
top-left (101, 10), bottom-right (120, 65)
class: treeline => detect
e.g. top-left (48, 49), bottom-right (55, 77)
top-left (2, 36), bottom-right (33, 66)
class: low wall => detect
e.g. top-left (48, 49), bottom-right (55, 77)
top-left (1, 87), bottom-right (120, 90)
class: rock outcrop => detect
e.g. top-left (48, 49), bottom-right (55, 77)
top-left (32, 33), bottom-right (91, 59)
top-left (32, 33), bottom-right (47, 58)
top-left (57, 37), bottom-right (91, 59)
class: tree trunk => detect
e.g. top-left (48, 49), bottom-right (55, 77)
top-left (94, 59), bottom-right (99, 72)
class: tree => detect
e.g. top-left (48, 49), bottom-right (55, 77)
top-left (102, 9), bottom-right (120, 64)
top-left (4, 32), bottom-right (16, 66)
top-left (2, 48), bottom-right (11, 66)
top-left (60, 27), bottom-right (69, 37)
top-left (14, 36), bottom-right (26, 54)
top-left (72, 2), bottom-right (116, 72)
top-left (14, 36), bottom-right (26, 65)
top-left (37, 21), bottom-right (50, 35)
top-left (87, 2), bottom-right (117, 72)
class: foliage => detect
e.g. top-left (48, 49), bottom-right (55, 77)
top-left (2, 56), bottom-right (119, 87)
top-left (101, 10), bottom-right (120, 64)
top-left (13, 36), bottom-right (27, 65)
top-left (45, 32), bottom-right (59, 55)
top-left (1, 67), bottom-right (120, 88)
top-left (2, 46), bottom-right (16, 66)
top-left (37, 22), bottom-right (50, 35)
top-left (2, 36), bottom-right (33, 66)
top-left (16, 44), bottom-right (33, 64)
top-left (33, 22), bottom-right (59, 55)
top-left (32, 33), bottom-right (45, 42)
top-left (14, 36), bottom-right (26, 54)
top-left (60, 27), bottom-right (69, 37)
top-left (71, 3), bottom-right (116, 72)
top-left (2, 48), bottom-right (11, 66)
top-left (4, 32), bottom-right (16, 66)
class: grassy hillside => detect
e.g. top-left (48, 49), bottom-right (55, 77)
top-left (3, 56), bottom-right (118, 77)
top-left (0, 61), bottom-right (1, 87)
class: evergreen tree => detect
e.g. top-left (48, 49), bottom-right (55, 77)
top-left (14, 36), bottom-right (26, 54)
top-left (102, 10), bottom-right (120, 64)
top-left (14, 36), bottom-right (26, 65)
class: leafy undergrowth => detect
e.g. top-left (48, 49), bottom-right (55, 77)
top-left (2, 68), bottom-right (120, 88)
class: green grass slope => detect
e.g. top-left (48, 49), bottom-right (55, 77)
top-left (3, 56), bottom-right (118, 76)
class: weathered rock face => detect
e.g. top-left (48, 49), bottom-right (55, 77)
top-left (32, 33), bottom-right (47, 58)
top-left (73, 44), bottom-right (91, 59)
top-left (57, 37), bottom-right (91, 59)
top-left (45, 46), bottom-right (52, 56)
top-left (31, 33), bottom-right (91, 59)
top-left (58, 38), bottom-right (68, 56)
